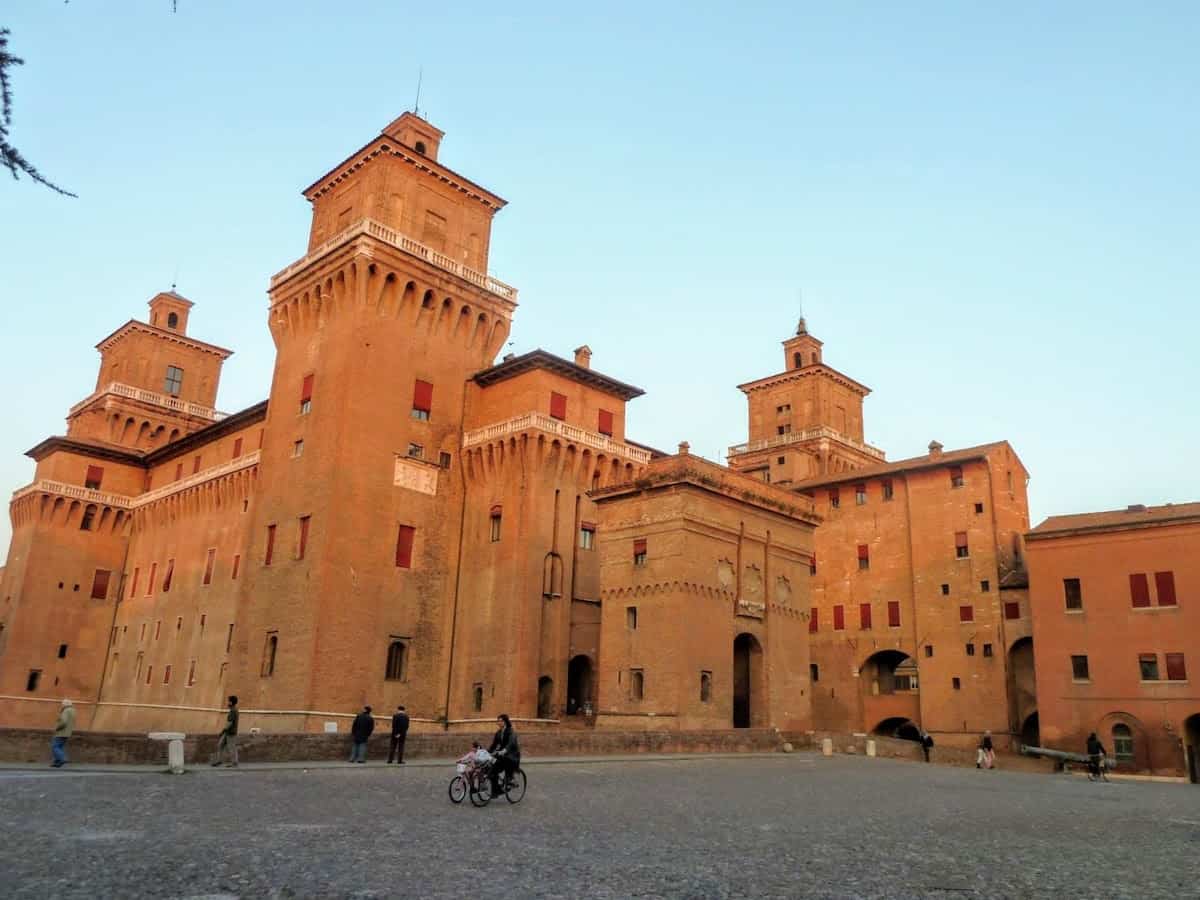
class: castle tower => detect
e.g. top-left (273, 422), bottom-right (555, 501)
top-left (727, 318), bottom-right (885, 484)
top-left (229, 112), bottom-right (518, 728)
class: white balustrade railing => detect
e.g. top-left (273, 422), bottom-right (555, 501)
top-left (728, 427), bottom-right (885, 461)
top-left (69, 382), bottom-right (227, 421)
top-left (270, 218), bottom-right (519, 302)
top-left (10, 450), bottom-right (261, 511)
top-left (463, 412), bottom-right (651, 465)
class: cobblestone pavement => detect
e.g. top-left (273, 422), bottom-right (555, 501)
top-left (1, 754), bottom-right (1196, 899)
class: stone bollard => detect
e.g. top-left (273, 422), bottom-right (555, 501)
top-left (148, 732), bottom-right (187, 775)
top-left (822, 737), bottom-right (833, 757)
top-left (866, 740), bottom-right (876, 758)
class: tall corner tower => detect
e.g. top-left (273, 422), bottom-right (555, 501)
top-left (233, 111), bottom-right (518, 727)
top-left (727, 317), bottom-right (885, 484)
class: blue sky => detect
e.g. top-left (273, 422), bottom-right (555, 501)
top-left (1, 2), bottom-right (1197, 561)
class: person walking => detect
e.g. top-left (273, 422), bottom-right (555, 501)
top-left (50, 699), bottom-right (76, 768)
top-left (388, 704), bottom-right (410, 765)
top-left (977, 730), bottom-right (995, 769)
top-left (920, 730), bottom-right (934, 763)
top-left (211, 695), bottom-right (240, 767)
top-left (1086, 732), bottom-right (1108, 781)
top-left (350, 706), bottom-right (374, 763)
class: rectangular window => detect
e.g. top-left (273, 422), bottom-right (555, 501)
top-left (580, 524), bottom-right (595, 550)
top-left (489, 507), bottom-right (502, 543)
top-left (626, 607), bottom-right (638, 630)
top-left (134, 653), bottom-right (143, 681)
top-left (407, 442), bottom-right (423, 459)
top-left (226, 623), bottom-right (234, 653)
top-left (633, 538), bottom-right (647, 566)
top-left (90, 569), bottom-right (111, 600)
top-left (833, 604), bottom-right (845, 631)
top-left (859, 603), bottom-right (872, 630)
top-left (232, 437), bottom-right (243, 459)
top-left (982, 643), bottom-right (993, 657)
top-left (941, 583), bottom-right (950, 596)
top-left (980, 580), bottom-right (990, 592)
top-left (395, 524), bottom-right (415, 569)
top-left (439, 451), bottom-right (452, 469)
top-left (809, 554), bottom-right (817, 576)
top-left (146, 563), bottom-right (157, 596)
top-left (1165, 653), bottom-right (1187, 681)
top-left (261, 632), bottom-right (278, 677)
top-left (949, 465), bottom-right (964, 488)
top-left (297, 515), bottom-right (311, 560)
top-left (192, 455), bottom-right (201, 474)
top-left (829, 488), bottom-right (840, 509)
top-left (292, 440), bottom-right (304, 458)
top-left (1130, 573), bottom-right (1151, 608)
top-left (1155, 571), bottom-right (1177, 606)
top-left (974, 502), bottom-right (984, 514)
top-left (881, 479), bottom-right (894, 501)
top-left (924, 645), bottom-right (934, 658)
top-left (857, 544), bottom-right (869, 571)
top-left (550, 391), bottom-right (567, 420)
top-left (202, 549), bottom-right (216, 585)
top-left (264, 524), bottom-right (276, 566)
top-left (187, 659), bottom-right (197, 687)
top-left (175, 462), bottom-right (183, 482)
top-left (630, 669), bottom-right (644, 700)
top-left (154, 620), bottom-right (161, 640)
top-left (809, 607), bottom-right (818, 633)
top-left (58, 643), bottom-right (68, 659)
top-left (809, 663), bottom-right (819, 683)
top-left (231, 553), bottom-right (241, 580)
top-left (955, 531), bottom-right (969, 558)
top-left (959, 604), bottom-right (974, 622)
top-left (1004, 601), bottom-right (1020, 620)
top-left (952, 677), bottom-right (961, 690)
top-left (1063, 578), bottom-right (1082, 610)
top-left (163, 664), bottom-right (172, 685)
top-left (854, 483), bottom-right (867, 505)
top-left (146, 665), bottom-right (153, 685)
top-left (300, 373), bottom-right (314, 414)
top-left (84, 465), bottom-right (104, 490)
top-left (164, 365), bottom-right (184, 396)
top-left (777, 424), bottom-right (792, 435)
top-left (598, 409), bottom-right (614, 436)
top-left (1139, 653), bottom-right (1160, 681)
top-left (129, 567), bottom-right (140, 599)
top-left (1070, 653), bottom-right (1090, 680)
top-left (411, 379), bottom-right (433, 420)
top-left (887, 601), bottom-right (901, 628)
top-left (26, 669), bottom-right (41, 692)
top-left (966, 642), bottom-right (975, 656)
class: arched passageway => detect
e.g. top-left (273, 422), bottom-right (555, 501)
top-left (566, 655), bottom-right (593, 716)
top-left (1020, 712), bottom-right (1040, 749)
top-left (537, 676), bottom-right (554, 719)
top-left (733, 633), bottom-right (764, 728)
top-left (1008, 637), bottom-right (1037, 735)
top-left (1184, 714), bottom-right (1200, 784)
top-left (862, 650), bottom-right (918, 695)
top-left (873, 717), bottom-right (922, 742)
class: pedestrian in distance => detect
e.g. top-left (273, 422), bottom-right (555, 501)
top-left (1085, 732), bottom-right (1109, 781)
top-left (388, 704), bottom-right (410, 765)
top-left (976, 730), bottom-right (995, 769)
top-left (50, 698), bottom-right (75, 768)
top-left (350, 705), bottom-right (374, 763)
top-left (921, 730), bottom-right (934, 763)
top-left (211, 695), bottom-right (240, 767)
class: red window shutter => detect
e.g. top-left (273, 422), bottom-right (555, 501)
top-left (809, 607), bottom-right (818, 633)
top-left (580, 520), bottom-right (597, 530)
top-left (265, 525), bottom-right (276, 566)
top-left (232, 438), bottom-right (243, 459)
top-left (1155, 571), bottom-right (1177, 606)
top-left (859, 603), bottom-right (872, 629)
top-left (301, 374), bottom-right (315, 402)
top-left (1129, 573), bottom-right (1151, 607)
top-left (959, 604), bottom-right (974, 622)
top-left (1004, 601), bottom-right (1020, 620)
top-left (955, 531), bottom-right (968, 549)
top-left (598, 409), bottom-right (614, 436)
top-left (833, 605), bottom-right (845, 630)
top-left (550, 391), bottom-right (567, 420)
top-left (830, 488), bottom-right (839, 504)
top-left (395, 524), bottom-right (415, 569)
top-left (85, 465), bottom-right (104, 488)
top-left (90, 569), bottom-right (110, 600)
top-left (887, 601), bottom-right (901, 627)
top-left (857, 544), bottom-right (869, 560)
top-left (489, 504), bottom-right (503, 517)
top-left (413, 379), bottom-right (433, 412)
top-left (1165, 653), bottom-right (1187, 681)
top-left (633, 538), bottom-right (647, 555)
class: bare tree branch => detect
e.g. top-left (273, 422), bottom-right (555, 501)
top-left (0, 28), bottom-right (76, 197)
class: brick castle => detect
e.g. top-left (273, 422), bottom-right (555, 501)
top-left (1, 111), bottom-right (1195, 776)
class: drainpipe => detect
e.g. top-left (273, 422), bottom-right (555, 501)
top-left (442, 379), bottom-right (473, 730)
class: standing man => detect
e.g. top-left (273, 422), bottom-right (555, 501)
top-left (350, 706), bottom-right (374, 763)
top-left (211, 695), bottom-right (240, 768)
top-left (388, 704), bottom-right (410, 765)
top-left (50, 699), bottom-right (76, 768)
top-left (920, 730), bottom-right (934, 763)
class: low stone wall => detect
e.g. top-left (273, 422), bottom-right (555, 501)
top-left (807, 730), bottom-right (1056, 774)
top-left (0, 726), bottom-right (792, 765)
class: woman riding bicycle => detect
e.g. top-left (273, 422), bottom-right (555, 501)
top-left (488, 713), bottom-right (521, 796)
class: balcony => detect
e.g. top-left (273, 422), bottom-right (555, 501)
top-left (69, 382), bottom-right (227, 422)
top-left (268, 218), bottom-right (519, 303)
top-left (11, 480), bottom-right (133, 509)
top-left (728, 426), bottom-right (885, 461)
top-left (463, 412), bottom-right (651, 465)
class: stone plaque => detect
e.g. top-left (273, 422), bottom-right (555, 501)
top-left (393, 456), bottom-right (438, 495)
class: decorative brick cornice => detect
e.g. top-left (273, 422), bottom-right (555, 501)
top-left (94, 320), bottom-right (233, 359)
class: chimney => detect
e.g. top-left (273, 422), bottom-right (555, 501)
top-left (573, 345), bottom-right (592, 369)
top-left (928, 440), bottom-right (944, 458)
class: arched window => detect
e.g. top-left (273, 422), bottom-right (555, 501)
top-left (261, 633), bottom-right (278, 677)
top-left (79, 504), bottom-right (97, 532)
top-left (414, 140), bottom-right (426, 155)
top-left (472, 683), bottom-right (484, 712)
top-left (700, 670), bottom-right (712, 702)
top-left (1112, 724), bottom-right (1134, 763)
top-left (793, 352), bottom-right (802, 369)
top-left (166, 311), bottom-right (179, 330)
top-left (630, 669), bottom-right (644, 701)
top-left (385, 640), bottom-right (407, 681)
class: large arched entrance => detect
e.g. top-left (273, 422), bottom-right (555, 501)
top-left (733, 633), bottom-right (764, 728)
top-left (566, 655), bottom-right (593, 716)
top-left (1020, 712), bottom-right (1040, 749)
top-left (873, 717), bottom-right (922, 742)
top-left (862, 650), bottom-right (919, 695)
top-left (537, 676), bottom-right (554, 719)
top-left (1008, 637), bottom-right (1037, 738)
top-left (1185, 713), bottom-right (1200, 784)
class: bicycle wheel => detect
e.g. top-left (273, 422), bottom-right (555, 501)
top-left (469, 776), bottom-right (492, 807)
top-left (504, 768), bottom-right (526, 804)
top-left (448, 775), bottom-right (467, 804)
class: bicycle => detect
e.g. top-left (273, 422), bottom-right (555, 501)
top-left (448, 759), bottom-right (490, 804)
top-left (1086, 753), bottom-right (1110, 782)
top-left (468, 757), bottom-right (526, 807)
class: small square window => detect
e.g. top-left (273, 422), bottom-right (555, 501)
top-left (777, 456), bottom-right (786, 465)
top-left (411, 408), bottom-right (430, 422)
top-left (1138, 653), bottom-right (1159, 681)
top-left (57, 643), bottom-right (68, 659)
top-left (809, 663), bottom-right (819, 682)
top-left (630, 669), bottom-right (644, 701)
top-left (980, 580), bottom-right (990, 592)
top-left (26, 669), bottom-right (42, 691)
top-left (489, 511), bottom-right (502, 543)
top-left (974, 502), bottom-right (984, 514)
top-left (982, 643), bottom-right (993, 658)
top-left (407, 443), bottom-right (424, 459)
top-left (940, 584), bottom-right (950, 596)
top-left (924, 645), bottom-right (934, 658)
top-left (1071, 654), bottom-right (1090, 681)
top-left (881, 479), bottom-right (894, 501)
top-left (829, 489), bottom-right (840, 510)
top-left (950, 466), bottom-right (964, 488)
top-left (439, 451), bottom-right (452, 469)
top-left (966, 642), bottom-right (975, 656)
top-left (1004, 601), bottom-right (1020, 620)
top-left (633, 539), bottom-right (647, 566)
top-left (952, 677), bottom-right (961, 690)
top-left (292, 440), bottom-right (304, 458)
top-left (1063, 578), bottom-right (1083, 610)
top-left (855, 484), bottom-right (867, 506)
top-left (580, 526), bottom-right (595, 550)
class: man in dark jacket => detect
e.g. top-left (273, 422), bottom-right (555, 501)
top-left (388, 705), bottom-right (410, 764)
top-left (1085, 732), bottom-right (1107, 780)
top-left (211, 695), bottom-right (239, 767)
top-left (349, 706), bottom-right (374, 763)
top-left (488, 713), bottom-right (521, 795)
